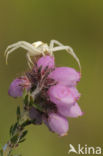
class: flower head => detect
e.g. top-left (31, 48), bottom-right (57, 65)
top-left (8, 55), bottom-right (83, 136)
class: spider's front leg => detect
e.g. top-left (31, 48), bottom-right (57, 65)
top-left (50, 40), bottom-right (81, 71)
top-left (5, 41), bottom-right (32, 55)
top-left (5, 41), bottom-right (42, 64)
top-left (50, 40), bottom-right (63, 49)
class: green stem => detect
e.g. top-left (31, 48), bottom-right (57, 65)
top-left (1, 87), bottom-right (41, 156)
top-left (1, 110), bottom-right (31, 156)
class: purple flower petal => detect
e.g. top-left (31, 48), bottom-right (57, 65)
top-left (47, 113), bottom-right (69, 136)
top-left (57, 103), bottom-right (83, 118)
top-left (48, 67), bottom-right (80, 86)
top-left (8, 76), bottom-right (31, 98)
top-left (48, 84), bottom-right (77, 107)
top-left (37, 56), bottom-right (55, 70)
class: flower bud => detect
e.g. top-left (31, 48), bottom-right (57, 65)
top-left (37, 56), bottom-right (55, 70)
top-left (48, 67), bottom-right (80, 86)
top-left (8, 76), bottom-right (31, 98)
top-left (47, 113), bottom-right (69, 136)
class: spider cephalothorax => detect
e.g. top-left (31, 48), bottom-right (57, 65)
top-left (5, 40), bottom-right (81, 71)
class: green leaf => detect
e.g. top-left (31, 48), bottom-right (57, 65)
top-left (9, 125), bottom-right (14, 136)
top-left (29, 96), bottom-right (34, 106)
top-left (33, 103), bottom-right (42, 112)
top-left (20, 130), bottom-right (28, 140)
top-left (18, 138), bottom-right (26, 144)
top-left (23, 88), bottom-right (27, 99)
top-left (10, 123), bottom-right (18, 136)
top-left (10, 134), bottom-right (18, 144)
top-left (16, 106), bottom-right (21, 121)
top-left (21, 120), bottom-right (31, 128)
top-left (24, 94), bottom-right (29, 106)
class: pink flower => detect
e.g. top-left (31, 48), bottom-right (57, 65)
top-left (48, 84), bottom-right (80, 107)
top-left (48, 67), bottom-right (80, 86)
top-left (8, 76), bottom-right (31, 98)
top-left (46, 113), bottom-right (69, 136)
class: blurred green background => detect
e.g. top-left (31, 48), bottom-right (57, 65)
top-left (0, 0), bottom-right (103, 156)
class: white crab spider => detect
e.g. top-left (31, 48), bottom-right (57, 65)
top-left (5, 40), bottom-right (81, 71)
